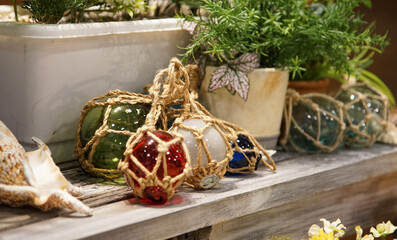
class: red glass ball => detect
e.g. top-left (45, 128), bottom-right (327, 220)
top-left (126, 130), bottom-right (187, 189)
top-left (143, 186), bottom-right (168, 204)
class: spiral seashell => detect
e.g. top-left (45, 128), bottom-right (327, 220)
top-left (0, 122), bottom-right (29, 186)
top-left (0, 121), bottom-right (92, 215)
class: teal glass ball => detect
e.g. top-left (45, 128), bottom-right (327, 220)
top-left (335, 84), bottom-right (387, 147)
top-left (80, 97), bottom-right (149, 170)
top-left (289, 95), bottom-right (344, 153)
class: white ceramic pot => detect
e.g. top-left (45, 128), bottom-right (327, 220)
top-left (200, 66), bottom-right (289, 148)
top-left (0, 19), bottom-right (190, 163)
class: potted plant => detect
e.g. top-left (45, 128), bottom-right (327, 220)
top-left (0, 1), bottom-right (194, 164)
top-left (285, 1), bottom-right (389, 96)
top-left (177, 0), bottom-right (389, 148)
top-left (338, 45), bottom-right (395, 108)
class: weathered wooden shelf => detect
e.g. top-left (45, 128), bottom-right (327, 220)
top-left (1, 144), bottom-right (397, 240)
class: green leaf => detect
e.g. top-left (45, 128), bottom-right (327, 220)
top-left (209, 65), bottom-right (232, 92)
top-left (127, 9), bottom-right (134, 19)
top-left (358, 70), bottom-right (396, 107)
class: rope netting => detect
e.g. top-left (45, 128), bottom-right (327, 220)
top-left (75, 90), bottom-right (153, 179)
top-left (168, 60), bottom-right (276, 186)
top-left (280, 89), bottom-right (345, 153)
top-left (118, 59), bottom-right (192, 200)
top-left (119, 58), bottom-right (276, 195)
top-left (335, 82), bottom-right (388, 147)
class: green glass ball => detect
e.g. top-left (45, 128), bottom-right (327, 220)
top-left (80, 97), bottom-right (149, 170)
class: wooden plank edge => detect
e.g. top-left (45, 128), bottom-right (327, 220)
top-left (1, 146), bottom-right (396, 240)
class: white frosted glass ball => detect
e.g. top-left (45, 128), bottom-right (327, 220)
top-left (173, 119), bottom-right (227, 168)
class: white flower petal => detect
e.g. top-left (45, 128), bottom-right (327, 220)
top-left (356, 226), bottom-right (363, 240)
top-left (331, 219), bottom-right (342, 228)
top-left (320, 218), bottom-right (332, 233)
top-left (308, 224), bottom-right (322, 237)
top-left (335, 229), bottom-right (346, 238)
top-left (362, 234), bottom-right (374, 240)
top-left (385, 221), bottom-right (397, 234)
top-left (370, 227), bottom-right (382, 238)
top-left (320, 218), bottom-right (331, 227)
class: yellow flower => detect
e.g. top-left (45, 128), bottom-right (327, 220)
top-left (370, 221), bottom-right (397, 238)
top-left (308, 229), bottom-right (338, 240)
top-left (322, 218), bottom-right (346, 237)
top-left (355, 226), bottom-right (374, 240)
top-left (309, 219), bottom-right (346, 238)
top-left (309, 224), bottom-right (323, 237)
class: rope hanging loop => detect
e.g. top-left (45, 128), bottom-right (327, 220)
top-left (119, 59), bottom-right (192, 203)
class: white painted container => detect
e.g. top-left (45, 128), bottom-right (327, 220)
top-left (200, 66), bottom-right (289, 149)
top-left (0, 19), bottom-right (190, 163)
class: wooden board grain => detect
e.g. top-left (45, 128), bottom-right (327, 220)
top-left (0, 144), bottom-right (396, 240)
top-left (208, 171), bottom-right (397, 240)
top-left (0, 166), bottom-right (132, 231)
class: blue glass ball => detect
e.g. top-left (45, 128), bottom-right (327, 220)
top-left (228, 134), bottom-right (261, 171)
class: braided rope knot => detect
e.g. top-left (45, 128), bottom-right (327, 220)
top-left (157, 143), bottom-right (169, 154)
top-left (117, 160), bottom-right (129, 173)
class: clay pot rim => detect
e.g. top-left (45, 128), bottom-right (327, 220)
top-left (288, 78), bottom-right (330, 88)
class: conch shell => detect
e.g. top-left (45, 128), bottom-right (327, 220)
top-left (0, 121), bottom-right (92, 215)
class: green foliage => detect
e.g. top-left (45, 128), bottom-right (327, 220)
top-left (171, 0), bottom-right (203, 9)
top-left (22, 0), bottom-right (88, 24)
top-left (21, 0), bottom-right (148, 23)
top-left (358, 69), bottom-right (395, 107)
top-left (12, 0), bottom-right (19, 22)
top-left (100, 0), bottom-right (147, 19)
top-left (178, 0), bottom-right (262, 63)
top-left (177, 0), bottom-right (389, 81)
top-left (342, 44), bottom-right (395, 107)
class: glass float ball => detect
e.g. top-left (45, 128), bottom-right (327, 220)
top-left (335, 84), bottom-right (386, 147)
top-left (173, 119), bottom-right (227, 168)
top-left (143, 186), bottom-right (168, 205)
top-left (80, 97), bottom-right (149, 170)
top-left (125, 130), bottom-right (187, 204)
top-left (289, 96), bottom-right (343, 152)
top-left (229, 134), bottom-right (261, 170)
top-left (200, 174), bottom-right (220, 189)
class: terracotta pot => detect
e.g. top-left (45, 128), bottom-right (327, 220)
top-left (288, 78), bottom-right (330, 95)
top-left (199, 66), bottom-right (289, 149)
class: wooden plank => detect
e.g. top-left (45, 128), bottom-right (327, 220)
top-left (0, 144), bottom-right (396, 240)
top-left (61, 168), bottom-right (133, 208)
top-left (208, 171), bottom-right (397, 240)
top-left (0, 167), bottom-right (132, 231)
top-left (0, 150), bottom-right (291, 231)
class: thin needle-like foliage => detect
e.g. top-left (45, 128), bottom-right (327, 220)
top-left (177, 0), bottom-right (389, 81)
